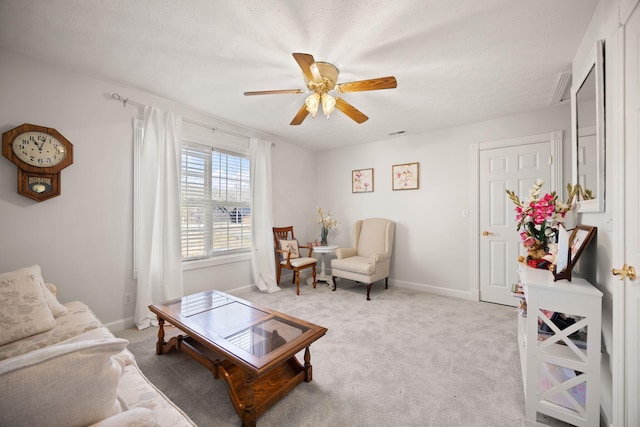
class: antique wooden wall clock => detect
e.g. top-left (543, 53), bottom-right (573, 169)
top-left (2, 123), bottom-right (74, 202)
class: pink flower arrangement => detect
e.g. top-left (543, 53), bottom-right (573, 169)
top-left (506, 179), bottom-right (578, 249)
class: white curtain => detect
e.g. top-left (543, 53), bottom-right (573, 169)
top-left (134, 106), bottom-right (184, 329)
top-left (249, 138), bottom-right (280, 293)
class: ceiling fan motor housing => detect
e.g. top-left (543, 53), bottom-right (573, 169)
top-left (305, 62), bottom-right (339, 93)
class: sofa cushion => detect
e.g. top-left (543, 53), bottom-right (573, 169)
top-left (88, 407), bottom-right (159, 427)
top-left (0, 338), bottom-right (129, 427)
top-left (0, 301), bottom-right (104, 361)
top-left (0, 264), bottom-right (55, 345)
top-left (117, 363), bottom-right (197, 427)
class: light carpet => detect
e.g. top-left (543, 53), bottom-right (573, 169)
top-left (116, 280), bottom-right (569, 427)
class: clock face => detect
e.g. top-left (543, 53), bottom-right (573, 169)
top-left (12, 131), bottom-right (67, 168)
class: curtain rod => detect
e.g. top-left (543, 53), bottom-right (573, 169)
top-left (108, 92), bottom-right (262, 142)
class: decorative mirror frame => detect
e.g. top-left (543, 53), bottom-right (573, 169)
top-left (571, 40), bottom-right (605, 212)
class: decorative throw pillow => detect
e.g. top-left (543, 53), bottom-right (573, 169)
top-left (0, 338), bottom-right (129, 427)
top-left (0, 265), bottom-right (56, 345)
top-left (279, 239), bottom-right (300, 260)
top-left (43, 282), bottom-right (69, 317)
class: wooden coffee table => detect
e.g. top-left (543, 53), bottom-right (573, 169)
top-left (148, 290), bottom-right (328, 427)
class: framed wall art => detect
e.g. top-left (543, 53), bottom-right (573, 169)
top-left (392, 162), bottom-right (419, 190)
top-left (352, 168), bottom-right (374, 193)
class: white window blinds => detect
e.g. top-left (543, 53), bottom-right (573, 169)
top-left (180, 141), bottom-right (251, 260)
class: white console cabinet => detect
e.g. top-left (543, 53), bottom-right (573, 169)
top-left (517, 264), bottom-right (602, 427)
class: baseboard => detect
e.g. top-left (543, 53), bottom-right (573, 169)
top-left (390, 279), bottom-right (476, 301)
top-left (106, 316), bottom-right (135, 333)
top-left (228, 284), bottom-right (256, 296)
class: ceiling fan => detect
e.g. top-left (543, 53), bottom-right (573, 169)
top-left (244, 53), bottom-right (397, 125)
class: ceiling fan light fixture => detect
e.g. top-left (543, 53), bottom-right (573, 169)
top-left (321, 93), bottom-right (336, 118)
top-left (305, 93), bottom-right (320, 118)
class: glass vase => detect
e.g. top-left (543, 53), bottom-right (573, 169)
top-left (321, 226), bottom-right (328, 246)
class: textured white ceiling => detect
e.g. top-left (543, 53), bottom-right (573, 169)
top-left (0, 0), bottom-right (597, 151)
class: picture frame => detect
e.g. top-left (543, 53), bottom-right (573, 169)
top-left (553, 224), bottom-right (572, 281)
top-left (352, 168), bottom-right (374, 193)
top-left (569, 225), bottom-right (597, 267)
top-left (392, 162), bottom-right (419, 190)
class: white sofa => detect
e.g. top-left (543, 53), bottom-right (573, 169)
top-left (0, 265), bottom-right (196, 427)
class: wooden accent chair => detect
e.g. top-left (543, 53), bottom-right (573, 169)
top-left (273, 226), bottom-right (317, 295)
top-left (331, 218), bottom-right (395, 300)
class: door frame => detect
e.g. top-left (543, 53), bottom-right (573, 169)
top-left (611, 21), bottom-right (626, 427)
top-left (614, 2), bottom-right (640, 424)
top-left (469, 132), bottom-right (563, 301)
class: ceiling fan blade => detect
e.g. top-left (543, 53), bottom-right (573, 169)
top-left (335, 76), bottom-right (397, 93)
top-left (244, 89), bottom-right (305, 96)
top-left (292, 53), bottom-right (319, 82)
top-left (290, 104), bottom-right (310, 125)
top-left (335, 98), bottom-right (369, 124)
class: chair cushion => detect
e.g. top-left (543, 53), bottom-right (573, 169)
top-left (0, 265), bottom-right (56, 345)
top-left (279, 239), bottom-right (300, 260)
top-left (281, 257), bottom-right (316, 268)
top-left (331, 256), bottom-right (375, 275)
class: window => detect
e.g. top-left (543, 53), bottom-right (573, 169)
top-left (180, 141), bottom-right (251, 260)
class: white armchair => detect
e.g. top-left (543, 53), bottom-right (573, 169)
top-left (330, 218), bottom-right (395, 300)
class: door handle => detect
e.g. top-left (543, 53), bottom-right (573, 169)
top-left (612, 264), bottom-right (637, 281)
top-left (482, 231), bottom-right (494, 236)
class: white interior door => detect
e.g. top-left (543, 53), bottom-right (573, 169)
top-left (624, 6), bottom-right (640, 424)
top-left (479, 141), bottom-right (552, 306)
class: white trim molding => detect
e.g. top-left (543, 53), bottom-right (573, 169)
top-left (620, 0), bottom-right (640, 25)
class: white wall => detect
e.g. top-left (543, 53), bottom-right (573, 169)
top-left (0, 47), bottom-right (317, 329)
top-left (0, 47), bottom-right (573, 312)
top-left (317, 104), bottom-right (573, 298)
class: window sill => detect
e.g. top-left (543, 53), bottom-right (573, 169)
top-left (182, 252), bottom-right (251, 271)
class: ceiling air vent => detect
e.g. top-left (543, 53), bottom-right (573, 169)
top-left (550, 71), bottom-right (572, 106)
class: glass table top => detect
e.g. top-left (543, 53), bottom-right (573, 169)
top-left (164, 290), bottom-right (310, 358)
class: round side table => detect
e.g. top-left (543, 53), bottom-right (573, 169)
top-left (307, 244), bottom-right (338, 285)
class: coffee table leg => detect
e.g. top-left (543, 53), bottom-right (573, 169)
top-left (156, 317), bottom-right (166, 355)
top-left (239, 371), bottom-right (257, 427)
top-left (304, 346), bottom-right (313, 382)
